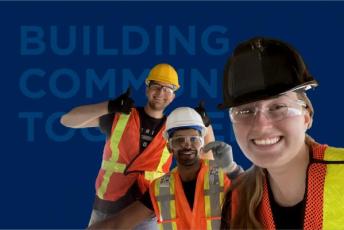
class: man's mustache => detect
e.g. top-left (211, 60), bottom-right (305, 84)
top-left (177, 148), bottom-right (198, 155)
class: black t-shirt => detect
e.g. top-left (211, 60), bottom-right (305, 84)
top-left (99, 107), bottom-right (166, 153)
top-left (136, 107), bottom-right (166, 152)
top-left (140, 178), bottom-right (197, 211)
top-left (267, 179), bottom-right (306, 229)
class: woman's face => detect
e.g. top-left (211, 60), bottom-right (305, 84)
top-left (232, 92), bottom-right (311, 169)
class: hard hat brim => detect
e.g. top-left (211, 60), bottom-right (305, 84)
top-left (218, 80), bottom-right (318, 109)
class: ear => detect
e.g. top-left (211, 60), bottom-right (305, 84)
top-left (303, 110), bottom-right (313, 130)
top-left (169, 92), bottom-right (176, 103)
top-left (145, 87), bottom-right (149, 97)
top-left (167, 143), bottom-right (173, 153)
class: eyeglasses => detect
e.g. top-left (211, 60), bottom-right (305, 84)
top-left (148, 83), bottom-right (174, 96)
top-left (229, 99), bottom-right (306, 124)
top-left (169, 136), bottom-right (204, 149)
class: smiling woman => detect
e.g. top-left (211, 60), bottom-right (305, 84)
top-left (232, 92), bottom-right (311, 169)
top-left (219, 37), bottom-right (344, 230)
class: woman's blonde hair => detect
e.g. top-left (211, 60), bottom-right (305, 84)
top-left (221, 166), bottom-right (265, 229)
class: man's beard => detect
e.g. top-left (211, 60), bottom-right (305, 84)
top-left (176, 148), bottom-right (199, 166)
top-left (148, 100), bottom-right (167, 111)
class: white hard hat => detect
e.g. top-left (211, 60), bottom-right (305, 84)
top-left (163, 107), bottom-right (206, 140)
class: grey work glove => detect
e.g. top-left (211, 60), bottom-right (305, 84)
top-left (108, 87), bottom-right (135, 114)
top-left (203, 141), bottom-right (237, 173)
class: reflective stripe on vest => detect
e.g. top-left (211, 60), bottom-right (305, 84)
top-left (322, 147), bottom-right (344, 229)
top-left (155, 172), bottom-right (177, 230)
top-left (97, 113), bottom-right (130, 199)
top-left (155, 161), bottom-right (224, 230)
top-left (145, 147), bottom-right (170, 181)
top-left (204, 161), bottom-right (225, 230)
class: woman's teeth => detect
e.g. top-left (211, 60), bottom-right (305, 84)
top-left (253, 137), bottom-right (280, 146)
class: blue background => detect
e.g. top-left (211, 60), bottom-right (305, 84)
top-left (1, 1), bottom-right (343, 228)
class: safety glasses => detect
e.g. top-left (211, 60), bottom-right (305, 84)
top-left (229, 97), bottom-right (306, 124)
top-left (169, 136), bottom-right (204, 149)
top-left (148, 83), bottom-right (174, 96)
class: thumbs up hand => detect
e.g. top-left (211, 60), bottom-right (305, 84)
top-left (194, 100), bottom-right (211, 127)
top-left (108, 87), bottom-right (135, 114)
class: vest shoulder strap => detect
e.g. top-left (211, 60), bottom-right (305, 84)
top-left (323, 146), bottom-right (344, 162)
top-left (204, 160), bottom-right (224, 229)
top-left (313, 146), bottom-right (344, 164)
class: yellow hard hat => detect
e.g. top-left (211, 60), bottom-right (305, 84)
top-left (145, 63), bottom-right (180, 90)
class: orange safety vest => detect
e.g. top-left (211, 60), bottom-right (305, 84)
top-left (232, 143), bottom-right (344, 230)
top-left (150, 160), bottom-right (231, 230)
top-left (95, 108), bottom-right (172, 201)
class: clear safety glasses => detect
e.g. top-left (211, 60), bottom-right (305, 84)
top-left (169, 136), bottom-right (204, 149)
top-left (148, 83), bottom-right (174, 96)
top-left (229, 98), bottom-right (306, 124)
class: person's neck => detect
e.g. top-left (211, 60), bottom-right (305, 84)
top-left (178, 160), bottom-right (202, 182)
top-left (267, 144), bottom-right (310, 207)
top-left (144, 105), bottom-right (164, 119)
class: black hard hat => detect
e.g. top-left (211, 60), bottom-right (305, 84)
top-left (219, 37), bottom-right (318, 109)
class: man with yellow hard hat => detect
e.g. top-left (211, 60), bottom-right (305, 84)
top-left (60, 63), bottom-right (214, 229)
